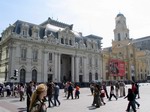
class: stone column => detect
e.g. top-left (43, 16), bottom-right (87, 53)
top-left (43, 51), bottom-right (48, 82)
top-left (54, 53), bottom-right (58, 82)
top-left (71, 55), bottom-right (75, 82)
top-left (83, 56), bottom-right (87, 82)
top-left (75, 56), bottom-right (79, 82)
top-left (57, 53), bottom-right (61, 82)
top-left (8, 45), bottom-right (16, 82)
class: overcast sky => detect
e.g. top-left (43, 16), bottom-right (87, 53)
top-left (1, 0), bottom-right (150, 48)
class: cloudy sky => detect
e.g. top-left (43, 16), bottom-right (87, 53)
top-left (1, 0), bottom-right (150, 48)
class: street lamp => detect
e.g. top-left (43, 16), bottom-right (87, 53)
top-left (10, 69), bottom-right (18, 96)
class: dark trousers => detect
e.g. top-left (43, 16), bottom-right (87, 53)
top-left (27, 98), bottom-right (30, 112)
top-left (67, 91), bottom-right (73, 99)
top-left (109, 93), bottom-right (117, 100)
top-left (104, 89), bottom-right (109, 98)
top-left (48, 95), bottom-right (54, 107)
top-left (20, 91), bottom-right (24, 101)
top-left (54, 95), bottom-right (60, 106)
top-left (126, 101), bottom-right (136, 112)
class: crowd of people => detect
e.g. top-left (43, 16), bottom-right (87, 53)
top-left (0, 80), bottom-right (140, 112)
top-left (90, 81), bottom-right (140, 112)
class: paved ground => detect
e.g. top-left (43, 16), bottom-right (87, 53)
top-left (0, 83), bottom-right (150, 112)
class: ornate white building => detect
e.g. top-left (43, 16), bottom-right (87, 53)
top-left (0, 18), bottom-right (103, 83)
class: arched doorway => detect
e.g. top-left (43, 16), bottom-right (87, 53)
top-left (20, 69), bottom-right (26, 83)
top-left (32, 69), bottom-right (37, 82)
top-left (89, 72), bottom-right (92, 82)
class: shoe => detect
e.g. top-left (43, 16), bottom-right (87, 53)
top-left (95, 106), bottom-right (100, 108)
top-left (138, 104), bottom-right (140, 108)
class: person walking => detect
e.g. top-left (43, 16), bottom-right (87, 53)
top-left (115, 81), bottom-right (120, 98)
top-left (29, 84), bottom-right (47, 112)
top-left (26, 81), bottom-right (34, 112)
top-left (53, 83), bottom-right (60, 106)
top-left (19, 83), bottom-right (25, 101)
top-left (47, 82), bottom-right (54, 107)
top-left (109, 83), bottom-right (117, 101)
top-left (102, 82), bottom-right (109, 99)
top-left (124, 88), bottom-right (136, 112)
top-left (67, 82), bottom-right (74, 99)
top-left (135, 82), bottom-right (140, 99)
top-left (92, 84), bottom-right (101, 108)
top-left (75, 85), bottom-right (80, 99)
top-left (90, 83), bottom-right (94, 95)
top-left (131, 82), bottom-right (140, 108)
top-left (100, 87), bottom-right (106, 105)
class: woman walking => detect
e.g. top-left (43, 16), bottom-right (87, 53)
top-left (29, 84), bottom-right (47, 112)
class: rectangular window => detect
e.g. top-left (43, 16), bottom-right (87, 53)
top-left (49, 53), bottom-right (52, 62)
top-left (23, 29), bottom-right (27, 36)
top-left (80, 57), bottom-right (82, 66)
top-left (21, 48), bottom-right (27, 60)
top-left (35, 31), bottom-right (38, 37)
top-left (89, 57), bottom-right (92, 67)
top-left (33, 49), bottom-right (38, 61)
top-left (95, 58), bottom-right (98, 67)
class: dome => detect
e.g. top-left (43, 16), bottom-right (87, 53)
top-left (116, 13), bottom-right (124, 17)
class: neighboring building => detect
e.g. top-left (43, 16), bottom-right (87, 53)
top-left (102, 13), bottom-right (149, 82)
top-left (133, 36), bottom-right (150, 50)
top-left (0, 17), bottom-right (103, 83)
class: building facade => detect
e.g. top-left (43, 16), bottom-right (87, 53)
top-left (102, 13), bottom-right (149, 82)
top-left (0, 18), bottom-right (103, 83)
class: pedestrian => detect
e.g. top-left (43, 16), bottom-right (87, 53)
top-left (64, 82), bottom-right (69, 97)
top-left (109, 83), bottom-right (117, 101)
top-left (47, 82), bottom-right (54, 107)
top-left (124, 88), bottom-right (136, 112)
top-left (135, 82), bottom-right (140, 98)
top-left (119, 81), bottom-right (124, 97)
top-left (67, 82), bottom-right (74, 99)
top-left (75, 85), bottom-right (80, 99)
top-left (29, 84), bottom-right (47, 112)
top-left (19, 83), bottom-right (25, 101)
top-left (53, 83), bottom-right (60, 106)
top-left (26, 81), bottom-right (34, 112)
top-left (100, 87), bottom-right (106, 105)
top-left (6, 84), bottom-right (11, 97)
top-left (90, 83), bottom-right (94, 95)
top-left (131, 82), bottom-right (140, 108)
top-left (115, 81), bottom-right (120, 98)
top-left (92, 84), bottom-right (101, 108)
top-left (102, 82), bottom-right (109, 99)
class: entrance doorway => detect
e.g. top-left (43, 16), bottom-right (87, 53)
top-left (48, 74), bottom-right (53, 82)
top-left (61, 54), bottom-right (71, 82)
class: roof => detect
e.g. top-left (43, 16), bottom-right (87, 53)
top-left (116, 13), bottom-right (124, 17)
top-left (40, 17), bottom-right (73, 30)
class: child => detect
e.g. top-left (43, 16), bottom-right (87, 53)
top-left (100, 88), bottom-right (106, 105)
top-left (75, 85), bottom-right (80, 99)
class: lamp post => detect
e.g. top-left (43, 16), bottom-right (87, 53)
top-left (10, 69), bottom-right (18, 96)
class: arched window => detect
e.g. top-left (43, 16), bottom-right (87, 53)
top-left (20, 69), bottom-right (26, 83)
top-left (32, 69), bottom-right (37, 82)
top-left (95, 73), bottom-right (98, 80)
top-left (118, 33), bottom-right (121, 41)
top-left (89, 72), bottom-right (92, 82)
top-left (61, 38), bottom-right (64, 44)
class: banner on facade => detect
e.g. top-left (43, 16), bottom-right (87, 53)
top-left (109, 59), bottom-right (125, 76)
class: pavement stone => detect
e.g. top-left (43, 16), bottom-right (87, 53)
top-left (0, 83), bottom-right (150, 112)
